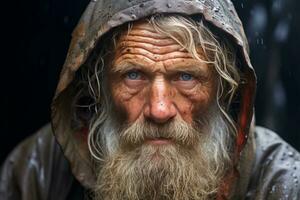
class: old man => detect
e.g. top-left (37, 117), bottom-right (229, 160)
top-left (1, 0), bottom-right (300, 199)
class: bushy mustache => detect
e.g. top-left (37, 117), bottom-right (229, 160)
top-left (119, 119), bottom-right (203, 149)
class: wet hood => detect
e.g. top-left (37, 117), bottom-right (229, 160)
top-left (51, 0), bottom-right (256, 197)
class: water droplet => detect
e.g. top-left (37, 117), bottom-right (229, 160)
top-left (268, 156), bottom-right (274, 161)
top-left (166, 3), bottom-right (172, 8)
top-left (263, 147), bottom-right (267, 151)
top-left (241, 3), bottom-right (244, 9)
top-left (213, 6), bottom-right (220, 12)
top-left (92, 0), bottom-right (97, 2)
top-left (288, 151), bottom-right (294, 157)
top-left (139, 3), bottom-right (145, 8)
top-left (294, 166), bottom-right (297, 170)
top-left (294, 178), bottom-right (299, 184)
top-left (131, 14), bottom-right (137, 19)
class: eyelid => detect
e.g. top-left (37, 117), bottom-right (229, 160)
top-left (170, 71), bottom-right (196, 80)
top-left (124, 70), bottom-right (147, 81)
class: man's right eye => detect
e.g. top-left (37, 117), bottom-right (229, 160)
top-left (126, 71), bottom-right (141, 80)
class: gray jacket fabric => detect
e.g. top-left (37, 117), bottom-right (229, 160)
top-left (1, 0), bottom-right (300, 199)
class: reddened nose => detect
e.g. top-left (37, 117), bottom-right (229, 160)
top-left (143, 78), bottom-right (177, 123)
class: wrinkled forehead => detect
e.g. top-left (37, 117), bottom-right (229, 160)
top-left (114, 17), bottom-right (210, 57)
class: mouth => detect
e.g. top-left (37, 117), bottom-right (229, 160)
top-left (145, 137), bottom-right (173, 145)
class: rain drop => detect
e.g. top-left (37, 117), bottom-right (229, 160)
top-left (268, 156), bottom-right (274, 161)
top-left (288, 151), bottom-right (294, 157)
top-left (270, 185), bottom-right (276, 193)
top-left (213, 6), bottom-right (220, 13)
top-left (139, 3), bottom-right (145, 8)
top-left (263, 147), bottom-right (267, 151)
top-left (131, 14), bottom-right (137, 19)
top-left (92, 0), bottom-right (97, 2)
top-left (166, 3), bottom-right (172, 8)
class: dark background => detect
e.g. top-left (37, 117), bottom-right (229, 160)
top-left (1, 0), bottom-right (300, 164)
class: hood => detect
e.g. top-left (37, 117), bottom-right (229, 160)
top-left (51, 0), bottom-right (256, 198)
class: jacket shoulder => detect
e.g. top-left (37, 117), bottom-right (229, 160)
top-left (0, 124), bottom-right (74, 200)
top-left (246, 126), bottom-right (300, 199)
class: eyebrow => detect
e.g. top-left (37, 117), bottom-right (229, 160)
top-left (112, 60), bottom-right (211, 77)
top-left (112, 61), bottom-right (149, 73)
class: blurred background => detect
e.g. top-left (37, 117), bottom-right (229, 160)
top-left (1, 0), bottom-right (300, 164)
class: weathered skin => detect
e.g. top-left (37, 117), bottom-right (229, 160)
top-left (109, 22), bottom-right (216, 125)
top-left (1, 0), bottom-right (300, 199)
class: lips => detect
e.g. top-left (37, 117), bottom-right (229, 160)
top-left (145, 137), bottom-right (173, 145)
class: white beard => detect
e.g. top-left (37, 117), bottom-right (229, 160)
top-left (89, 103), bottom-right (234, 200)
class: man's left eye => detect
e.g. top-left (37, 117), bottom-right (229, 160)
top-left (179, 73), bottom-right (194, 81)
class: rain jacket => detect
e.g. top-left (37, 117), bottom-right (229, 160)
top-left (1, 0), bottom-right (300, 199)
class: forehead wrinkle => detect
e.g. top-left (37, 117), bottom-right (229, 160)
top-left (113, 54), bottom-right (155, 69)
top-left (119, 41), bottom-right (184, 55)
top-left (119, 35), bottom-right (176, 47)
top-left (163, 58), bottom-right (212, 78)
top-left (115, 39), bottom-right (193, 63)
top-left (126, 29), bottom-right (169, 39)
top-left (117, 48), bottom-right (193, 63)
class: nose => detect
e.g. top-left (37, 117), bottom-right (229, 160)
top-left (144, 78), bottom-right (177, 123)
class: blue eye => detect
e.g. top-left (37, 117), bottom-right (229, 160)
top-left (179, 73), bottom-right (193, 81)
top-left (126, 71), bottom-right (141, 80)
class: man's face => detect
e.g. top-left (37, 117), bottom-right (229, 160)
top-left (109, 21), bottom-right (216, 132)
top-left (94, 20), bottom-right (230, 200)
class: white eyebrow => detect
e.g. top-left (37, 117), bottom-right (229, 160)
top-left (112, 61), bottom-right (150, 73)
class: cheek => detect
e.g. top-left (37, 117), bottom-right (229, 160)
top-left (110, 82), bottom-right (146, 122)
top-left (175, 86), bottom-right (215, 122)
